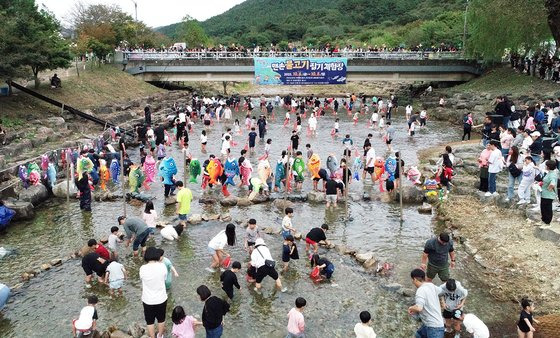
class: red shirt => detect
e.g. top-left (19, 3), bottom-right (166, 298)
top-left (95, 244), bottom-right (110, 261)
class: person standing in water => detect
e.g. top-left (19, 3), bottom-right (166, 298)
top-left (408, 268), bottom-right (445, 338)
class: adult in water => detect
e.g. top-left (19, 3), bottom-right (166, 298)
top-left (207, 223), bottom-right (236, 272)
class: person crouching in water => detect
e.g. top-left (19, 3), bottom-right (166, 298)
top-left (310, 254), bottom-right (335, 281)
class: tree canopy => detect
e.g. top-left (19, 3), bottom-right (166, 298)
top-left (0, 0), bottom-right (72, 88)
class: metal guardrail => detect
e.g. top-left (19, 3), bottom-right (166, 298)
top-left (122, 51), bottom-right (467, 61)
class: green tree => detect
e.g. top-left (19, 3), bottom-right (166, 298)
top-left (468, 0), bottom-right (552, 60)
top-left (177, 16), bottom-right (209, 48)
top-left (0, 0), bottom-right (72, 91)
top-left (24, 10), bottom-right (72, 88)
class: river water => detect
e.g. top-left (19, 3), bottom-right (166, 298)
top-left (0, 103), bottom-right (517, 337)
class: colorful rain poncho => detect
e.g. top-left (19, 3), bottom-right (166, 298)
top-left (292, 157), bottom-right (305, 182)
top-left (307, 154), bottom-right (321, 179)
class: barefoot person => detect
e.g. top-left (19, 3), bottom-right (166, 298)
top-left (207, 223), bottom-right (236, 272)
top-left (139, 247), bottom-right (168, 338)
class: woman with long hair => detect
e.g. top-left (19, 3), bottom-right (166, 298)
top-left (207, 223), bottom-right (236, 272)
top-left (506, 145), bottom-right (523, 202)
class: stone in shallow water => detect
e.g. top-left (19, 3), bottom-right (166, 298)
top-left (355, 252), bottom-right (374, 263)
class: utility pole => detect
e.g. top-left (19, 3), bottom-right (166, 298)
top-left (462, 0), bottom-right (469, 57)
top-left (131, 0), bottom-right (138, 21)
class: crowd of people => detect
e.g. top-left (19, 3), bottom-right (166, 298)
top-left (510, 53), bottom-right (560, 83)
top-left (1, 89), bottom-right (544, 337)
top-left (472, 95), bottom-right (560, 227)
top-left (119, 42), bottom-right (461, 58)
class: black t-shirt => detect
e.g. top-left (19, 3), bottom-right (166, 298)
top-left (517, 310), bottom-right (533, 332)
top-left (202, 296), bottom-right (230, 330)
top-left (325, 179), bottom-right (338, 195)
top-left (154, 126), bottom-right (165, 143)
top-left (318, 168), bottom-right (329, 181)
top-left (220, 270), bottom-right (240, 295)
top-left (363, 138), bottom-right (371, 150)
top-left (81, 252), bottom-right (107, 276)
top-left (306, 227), bottom-right (326, 242)
top-left (317, 257), bottom-right (332, 267)
top-left (248, 132), bottom-right (257, 144)
top-left (296, 116), bottom-right (302, 125)
top-left (291, 135), bottom-right (299, 147)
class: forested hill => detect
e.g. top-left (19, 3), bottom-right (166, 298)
top-left (157, 0), bottom-right (467, 48)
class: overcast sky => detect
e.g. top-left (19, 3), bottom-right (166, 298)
top-left (38, 0), bottom-right (246, 28)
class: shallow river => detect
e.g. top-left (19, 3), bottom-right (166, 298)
top-left (0, 103), bottom-right (518, 337)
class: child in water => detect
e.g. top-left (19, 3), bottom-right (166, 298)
top-left (200, 130), bottom-right (207, 153)
top-left (171, 305), bottom-right (202, 338)
top-left (234, 119), bottom-right (241, 135)
top-left (353, 112), bottom-right (359, 125)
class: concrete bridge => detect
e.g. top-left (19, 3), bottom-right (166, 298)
top-left (116, 52), bottom-right (483, 83)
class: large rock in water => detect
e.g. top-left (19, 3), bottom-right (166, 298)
top-left (3, 199), bottom-right (34, 221)
top-left (52, 181), bottom-right (78, 198)
top-left (273, 198), bottom-right (294, 211)
top-left (396, 186), bottom-right (424, 204)
top-left (307, 191), bottom-right (325, 203)
top-left (18, 184), bottom-right (48, 206)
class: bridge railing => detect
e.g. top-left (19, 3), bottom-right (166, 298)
top-left (122, 51), bottom-right (467, 61)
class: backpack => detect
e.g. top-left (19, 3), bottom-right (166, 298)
top-left (508, 163), bottom-right (522, 178)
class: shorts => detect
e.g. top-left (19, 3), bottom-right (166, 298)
top-left (207, 246), bottom-right (216, 255)
top-left (133, 228), bottom-right (151, 251)
top-left (410, 131), bottom-right (415, 136)
top-left (442, 309), bottom-right (460, 319)
top-left (82, 265), bottom-right (106, 278)
top-left (247, 241), bottom-right (255, 248)
top-left (386, 139), bottom-right (392, 145)
top-left (178, 214), bottom-right (188, 221)
top-left (281, 230), bottom-right (291, 239)
top-left (204, 120), bottom-right (211, 126)
top-left (295, 176), bottom-right (304, 183)
top-left (426, 263), bottom-right (450, 282)
top-left (326, 194), bottom-right (337, 203)
top-left (143, 300), bottom-right (167, 325)
top-left (109, 280), bottom-right (124, 290)
top-left (386, 180), bottom-right (395, 191)
top-left (305, 237), bottom-right (317, 246)
top-left (255, 265), bottom-right (279, 283)
top-left (365, 167), bottom-right (375, 174)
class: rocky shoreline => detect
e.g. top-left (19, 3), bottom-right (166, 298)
top-left (419, 141), bottom-right (560, 317)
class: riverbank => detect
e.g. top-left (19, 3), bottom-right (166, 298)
top-left (420, 141), bottom-right (560, 324)
top-left (0, 65), bottom-right (167, 168)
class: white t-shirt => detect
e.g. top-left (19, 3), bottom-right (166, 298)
top-left (366, 148), bottom-right (376, 168)
top-left (178, 112), bottom-right (186, 123)
top-left (74, 305), bottom-right (96, 330)
top-left (107, 234), bottom-right (119, 251)
top-left (354, 323), bottom-right (377, 338)
top-left (463, 313), bottom-right (489, 338)
top-left (139, 262), bottom-right (168, 305)
top-left (406, 105), bottom-right (413, 116)
top-left (106, 261), bottom-right (125, 282)
top-left (200, 134), bottom-right (207, 143)
top-left (251, 245), bottom-right (273, 269)
top-left (420, 110), bottom-right (427, 119)
top-left (488, 148), bottom-right (503, 173)
top-left (221, 140), bottom-right (231, 155)
top-left (371, 112), bottom-right (378, 122)
top-left (208, 230), bottom-right (228, 250)
top-left (160, 225), bottom-right (179, 241)
top-left (282, 215), bottom-right (293, 232)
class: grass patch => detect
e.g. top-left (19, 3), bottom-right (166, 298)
top-left (449, 66), bottom-right (560, 97)
top-left (0, 65), bottom-right (165, 125)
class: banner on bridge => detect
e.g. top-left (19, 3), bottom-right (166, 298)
top-left (254, 57), bottom-right (347, 85)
